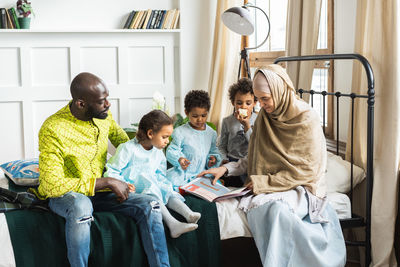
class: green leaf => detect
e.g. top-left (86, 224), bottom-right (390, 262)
top-left (206, 121), bottom-right (217, 131)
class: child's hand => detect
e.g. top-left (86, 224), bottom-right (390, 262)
top-left (127, 183), bottom-right (136, 193)
top-left (221, 159), bottom-right (229, 165)
top-left (234, 110), bottom-right (251, 132)
top-left (208, 156), bottom-right (217, 167)
top-left (179, 157), bottom-right (191, 170)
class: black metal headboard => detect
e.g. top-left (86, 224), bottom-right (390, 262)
top-left (274, 54), bottom-right (374, 265)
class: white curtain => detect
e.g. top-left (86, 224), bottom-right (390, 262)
top-left (285, 0), bottom-right (322, 102)
top-left (347, 0), bottom-right (400, 266)
top-left (208, 0), bottom-right (242, 131)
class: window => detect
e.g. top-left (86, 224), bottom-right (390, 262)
top-left (248, 0), bottom-right (334, 137)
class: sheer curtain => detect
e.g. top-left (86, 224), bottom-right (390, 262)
top-left (347, 0), bottom-right (400, 265)
top-left (208, 0), bottom-right (242, 131)
top-left (285, 0), bottom-right (322, 102)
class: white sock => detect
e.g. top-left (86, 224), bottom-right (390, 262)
top-left (160, 204), bottom-right (198, 238)
top-left (167, 197), bottom-right (201, 224)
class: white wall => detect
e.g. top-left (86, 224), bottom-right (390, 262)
top-left (1, 0), bottom-right (216, 111)
top-left (2, 0), bottom-right (179, 30)
top-left (334, 0), bottom-right (357, 142)
top-left (0, 0), bottom-right (217, 163)
top-left (180, 0), bottom-right (217, 111)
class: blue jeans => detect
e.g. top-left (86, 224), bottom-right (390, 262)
top-left (49, 191), bottom-right (170, 267)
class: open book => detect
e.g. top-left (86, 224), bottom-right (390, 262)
top-left (180, 177), bottom-right (250, 202)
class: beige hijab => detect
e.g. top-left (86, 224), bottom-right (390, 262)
top-left (248, 64), bottom-right (326, 197)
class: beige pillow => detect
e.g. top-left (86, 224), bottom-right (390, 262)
top-left (325, 152), bottom-right (365, 193)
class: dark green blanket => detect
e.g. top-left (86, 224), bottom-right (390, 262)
top-left (5, 195), bottom-right (221, 267)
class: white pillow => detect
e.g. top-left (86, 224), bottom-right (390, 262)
top-left (325, 152), bottom-right (365, 193)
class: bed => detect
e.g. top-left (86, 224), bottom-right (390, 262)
top-left (0, 53), bottom-right (374, 267)
top-left (0, 166), bottom-right (353, 267)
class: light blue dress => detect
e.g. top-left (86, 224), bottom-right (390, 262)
top-left (104, 138), bottom-right (184, 204)
top-left (166, 122), bottom-right (222, 190)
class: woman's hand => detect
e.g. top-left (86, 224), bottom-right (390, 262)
top-left (208, 156), bottom-right (217, 167)
top-left (179, 157), bottom-right (191, 170)
top-left (197, 166), bottom-right (227, 185)
top-left (245, 181), bottom-right (253, 191)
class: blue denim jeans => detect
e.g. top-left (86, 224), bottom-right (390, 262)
top-left (49, 191), bottom-right (170, 267)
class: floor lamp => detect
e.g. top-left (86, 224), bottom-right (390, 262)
top-left (222, 4), bottom-right (270, 80)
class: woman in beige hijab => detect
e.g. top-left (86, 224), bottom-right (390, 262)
top-left (199, 65), bottom-right (346, 267)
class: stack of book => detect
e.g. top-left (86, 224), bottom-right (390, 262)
top-left (123, 9), bottom-right (180, 30)
top-left (0, 7), bottom-right (20, 29)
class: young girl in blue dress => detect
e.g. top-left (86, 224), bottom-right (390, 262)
top-left (166, 90), bottom-right (221, 190)
top-left (105, 110), bottom-right (201, 238)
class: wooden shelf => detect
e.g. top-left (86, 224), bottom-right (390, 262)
top-left (0, 29), bottom-right (181, 33)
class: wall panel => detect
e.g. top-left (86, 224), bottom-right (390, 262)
top-left (80, 47), bottom-right (119, 85)
top-left (0, 32), bottom-right (178, 160)
top-left (0, 48), bottom-right (21, 87)
top-left (31, 47), bottom-right (71, 86)
top-left (0, 102), bottom-right (24, 162)
top-left (127, 46), bottom-right (165, 84)
top-left (128, 98), bottom-right (153, 125)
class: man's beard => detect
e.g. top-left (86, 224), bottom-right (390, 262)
top-left (86, 105), bottom-right (109, 120)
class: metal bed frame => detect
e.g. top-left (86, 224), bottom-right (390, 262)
top-left (274, 54), bottom-right (375, 265)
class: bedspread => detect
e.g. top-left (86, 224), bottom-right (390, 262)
top-left (4, 195), bottom-right (221, 267)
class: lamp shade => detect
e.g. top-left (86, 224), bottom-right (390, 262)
top-left (221, 6), bottom-right (254, 36)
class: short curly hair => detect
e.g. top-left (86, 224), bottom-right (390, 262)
top-left (136, 110), bottom-right (173, 142)
top-left (184, 90), bottom-right (211, 113)
top-left (228, 78), bottom-right (256, 103)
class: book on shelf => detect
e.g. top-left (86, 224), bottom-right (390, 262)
top-left (123, 10), bottom-right (135, 29)
top-left (156, 10), bottom-right (167, 29)
top-left (142, 9), bottom-right (152, 29)
top-left (137, 10), bottom-right (147, 29)
top-left (180, 177), bottom-right (251, 202)
top-left (161, 10), bottom-right (171, 29)
top-left (148, 10), bottom-right (157, 29)
top-left (5, 9), bottom-right (14, 29)
top-left (8, 8), bottom-right (19, 29)
top-left (0, 8), bottom-right (7, 29)
top-left (122, 9), bottom-right (180, 30)
top-left (129, 10), bottom-right (140, 29)
top-left (130, 11), bottom-right (139, 29)
top-left (145, 10), bottom-right (155, 29)
top-left (165, 9), bottom-right (176, 29)
top-left (172, 9), bottom-right (180, 29)
top-left (132, 10), bottom-right (144, 29)
top-left (154, 10), bottom-right (165, 29)
top-left (152, 10), bottom-right (162, 29)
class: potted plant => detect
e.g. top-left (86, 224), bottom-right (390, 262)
top-left (16, 0), bottom-right (33, 29)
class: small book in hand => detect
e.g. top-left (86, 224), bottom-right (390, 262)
top-left (180, 177), bottom-right (250, 202)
